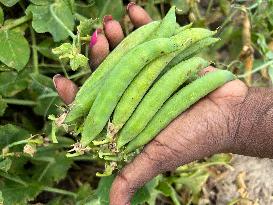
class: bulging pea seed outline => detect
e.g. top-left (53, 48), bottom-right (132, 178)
top-left (64, 21), bottom-right (161, 123)
top-left (111, 37), bottom-right (218, 135)
top-left (81, 28), bottom-right (216, 146)
top-left (148, 6), bottom-right (176, 39)
top-left (164, 37), bottom-right (220, 73)
top-left (124, 70), bottom-right (235, 153)
top-left (111, 52), bottom-right (178, 135)
top-left (116, 57), bottom-right (209, 148)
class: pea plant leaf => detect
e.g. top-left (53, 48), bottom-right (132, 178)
top-left (95, 0), bottom-right (123, 20)
top-left (156, 181), bottom-right (180, 205)
top-left (268, 65), bottom-right (273, 84)
top-left (0, 95), bottom-right (7, 116)
top-left (0, 124), bottom-right (29, 150)
top-left (0, 6), bottom-right (4, 25)
top-left (0, 0), bottom-right (20, 7)
top-left (36, 38), bottom-right (59, 60)
top-left (0, 181), bottom-right (43, 205)
top-left (53, 43), bottom-right (88, 70)
top-left (0, 70), bottom-right (30, 97)
top-left (171, 0), bottom-right (189, 14)
top-left (0, 30), bottom-right (30, 71)
top-left (0, 158), bottom-right (12, 172)
top-left (29, 73), bottom-right (61, 116)
top-left (27, 0), bottom-right (75, 42)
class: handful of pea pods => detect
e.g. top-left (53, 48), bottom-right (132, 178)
top-left (63, 6), bottom-right (235, 176)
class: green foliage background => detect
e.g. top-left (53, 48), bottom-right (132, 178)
top-left (0, 0), bottom-right (272, 204)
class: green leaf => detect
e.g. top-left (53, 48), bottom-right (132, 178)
top-left (268, 65), bottom-right (273, 83)
top-left (157, 181), bottom-right (180, 205)
top-left (0, 30), bottom-right (30, 71)
top-left (0, 181), bottom-right (43, 205)
top-left (171, 0), bottom-right (189, 14)
top-left (0, 0), bottom-right (20, 7)
top-left (77, 18), bottom-right (96, 37)
top-left (208, 153), bottom-right (232, 163)
top-left (53, 43), bottom-right (88, 70)
top-left (95, 0), bottom-right (123, 20)
top-left (0, 70), bottom-right (29, 97)
top-left (145, 0), bottom-right (161, 20)
top-left (36, 38), bottom-right (59, 60)
top-left (96, 175), bottom-right (115, 205)
top-left (0, 6), bottom-right (4, 25)
top-left (30, 0), bottom-right (54, 5)
top-left (0, 124), bottom-right (29, 150)
top-left (0, 191), bottom-right (3, 204)
top-left (0, 95), bottom-right (7, 116)
top-left (175, 170), bottom-right (209, 196)
top-left (29, 73), bottom-right (61, 116)
top-left (27, 0), bottom-right (75, 42)
top-left (52, 43), bottom-right (73, 56)
top-left (0, 158), bottom-right (12, 172)
top-left (70, 53), bottom-right (88, 71)
top-left (31, 154), bottom-right (72, 184)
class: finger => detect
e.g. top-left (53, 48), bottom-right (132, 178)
top-left (127, 2), bottom-right (152, 28)
top-left (110, 117), bottom-right (215, 204)
top-left (53, 74), bottom-right (78, 105)
top-left (103, 15), bottom-right (125, 49)
top-left (89, 28), bottom-right (110, 70)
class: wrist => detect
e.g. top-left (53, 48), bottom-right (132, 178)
top-left (229, 87), bottom-right (273, 158)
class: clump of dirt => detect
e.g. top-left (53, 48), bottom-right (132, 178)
top-left (205, 155), bottom-right (273, 205)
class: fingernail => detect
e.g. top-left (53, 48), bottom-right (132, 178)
top-left (53, 74), bottom-right (62, 89)
top-left (103, 15), bottom-right (113, 25)
top-left (127, 2), bottom-right (136, 11)
top-left (90, 30), bottom-right (98, 48)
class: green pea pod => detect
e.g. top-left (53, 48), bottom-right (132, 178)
top-left (174, 23), bottom-right (193, 34)
top-left (64, 21), bottom-right (161, 123)
top-left (164, 37), bottom-right (220, 72)
top-left (65, 7), bottom-right (177, 123)
top-left (111, 37), bottom-right (218, 135)
top-left (148, 6), bottom-right (176, 39)
top-left (124, 70), bottom-right (235, 153)
top-left (116, 57), bottom-right (209, 148)
top-left (111, 52), bottom-right (179, 135)
top-left (80, 28), bottom-right (216, 146)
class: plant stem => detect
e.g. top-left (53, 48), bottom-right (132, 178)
top-left (0, 15), bottom-right (32, 31)
top-left (74, 13), bottom-right (87, 21)
top-left (30, 27), bottom-right (39, 74)
top-left (50, 4), bottom-right (76, 39)
top-left (43, 186), bottom-right (77, 198)
top-left (69, 70), bottom-right (91, 79)
top-left (3, 98), bottom-right (37, 106)
top-left (6, 139), bottom-right (28, 149)
top-left (0, 172), bottom-right (27, 186)
top-left (206, 0), bottom-right (214, 17)
top-left (238, 60), bottom-right (273, 78)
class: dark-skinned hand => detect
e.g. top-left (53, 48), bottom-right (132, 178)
top-left (53, 3), bottom-right (273, 205)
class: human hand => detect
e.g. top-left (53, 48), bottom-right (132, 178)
top-left (53, 3), bottom-right (250, 205)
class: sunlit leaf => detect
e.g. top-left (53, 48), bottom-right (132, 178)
top-left (0, 95), bottom-right (7, 116)
top-left (0, 158), bottom-right (12, 172)
top-left (0, 0), bottom-right (20, 7)
top-left (0, 70), bottom-right (30, 97)
top-left (0, 6), bottom-right (4, 25)
top-left (27, 0), bottom-right (75, 41)
top-left (0, 30), bottom-right (30, 71)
